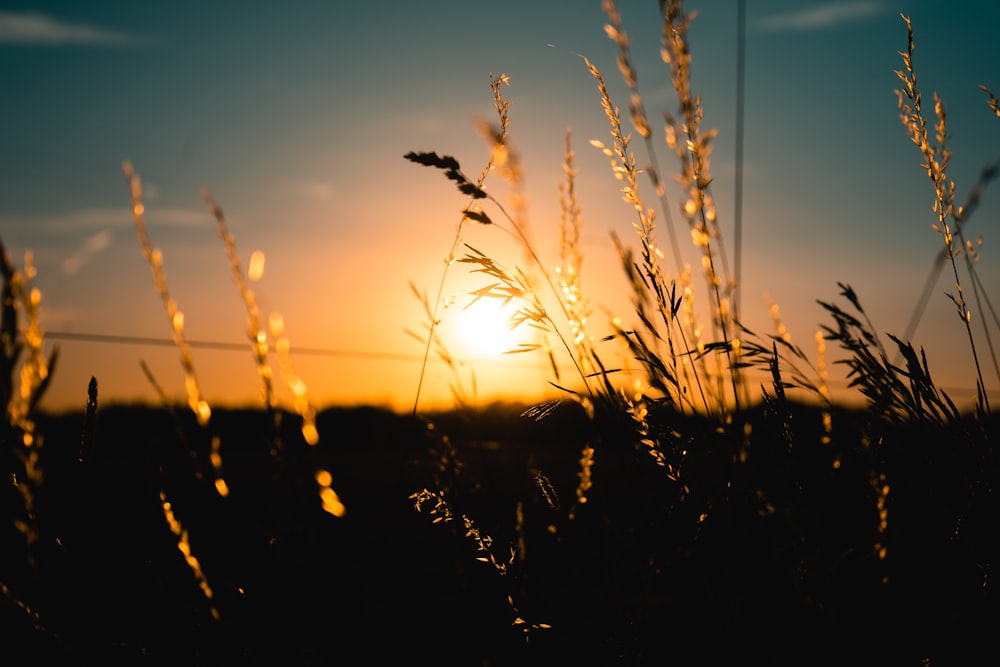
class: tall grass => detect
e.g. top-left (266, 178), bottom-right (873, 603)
top-left (1, 238), bottom-right (57, 576)
top-left (403, 3), bottom-right (996, 654)
top-left (123, 162), bottom-right (212, 427)
top-left (895, 14), bottom-right (997, 416)
top-left (2, 158), bottom-right (347, 650)
top-left (407, 0), bottom-right (997, 429)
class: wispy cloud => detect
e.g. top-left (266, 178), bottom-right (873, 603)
top-left (62, 229), bottom-right (113, 275)
top-left (1, 206), bottom-right (210, 237)
top-left (294, 180), bottom-right (338, 202)
top-left (756, 2), bottom-right (884, 33)
top-left (0, 11), bottom-right (142, 46)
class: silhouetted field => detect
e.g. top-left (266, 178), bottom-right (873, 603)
top-left (3, 402), bottom-right (996, 665)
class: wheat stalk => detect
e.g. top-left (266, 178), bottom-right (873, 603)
top-left (159, 490), bottom-right (220, 621)
top-left (894, 15), bottom-right (991, 414)
top-left (0, 240), bottom-right (58, 569)
top-left (122, 161), bottom-right (211, 426)
top-left (202, 188), bottom-right (278, 414)
top-left (269, 312), bottom-right (320, 446)
top-left (407, 74), bottom-right (513, 415)
top-left (587, 57), bottom-right (709, 415)
top-left (408, 75), bottom-right (600, 407)
top-left (657, 0), bottom-right (742, 413)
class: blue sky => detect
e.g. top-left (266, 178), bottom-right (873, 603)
top-left (2, 1), bottom-right (998, 413)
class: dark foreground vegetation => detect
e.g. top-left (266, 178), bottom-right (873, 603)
top-left (3, 401), bottom-right (996, 665)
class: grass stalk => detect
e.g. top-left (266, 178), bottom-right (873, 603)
top-left (122, 162), bottom-right (212, 426)
top-left (408, 75), bottom-right (601, 410)
top-left (657, 0), bottom-right (742, 414)
top-left (407, 74), bottom-right (514, 416)
top-left (894, 15), bottom-right (991, 414)
top-left (202, 189), bottom-right (278, 415)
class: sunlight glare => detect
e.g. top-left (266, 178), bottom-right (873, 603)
top-left (455, 299), bottom-right (524, 358)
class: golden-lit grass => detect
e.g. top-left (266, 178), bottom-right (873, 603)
top-left (159, 489), bottom-right (220, 620)
top-left (408, 1), bottom-right (997, 427)
top-left (0, 239), bottom-right (57, 572)
top-left (315, 468), bottom-right (346, 518)
top-left (123, 161), bottom-right (212, 427)
top-left (3, 187), bottom-right (343, 644)
top-left (895, 14), bottom-right (996, 414)
top-left (403, 3), bottom-right (997, 650)
top-left (0, 162), bottom-right (347, 633)
top-left (203, 188), bottom-right (277, 415)
top-left (410, 485), bottom-right (550, 641)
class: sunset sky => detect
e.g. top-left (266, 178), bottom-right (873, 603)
top-left (2, 1), bottom-right (998, 414)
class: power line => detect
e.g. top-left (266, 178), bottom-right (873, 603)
top-left (34, 330), bottom-right (1000, 400)
top-left (42, 330), bottom-right (549, 368)
top-left (733, 0), bottom-right (746, 323)
top-left (44, 330), bottom-right (423, 362)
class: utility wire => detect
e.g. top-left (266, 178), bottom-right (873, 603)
top-left (36, 330), bottom-right (996, 399)
top-left (733, 0), bottom-right (746, 323)
top-left (41, 330), bottom-right (545, 367)
top-left (44, 330), bottom-right (424, 362)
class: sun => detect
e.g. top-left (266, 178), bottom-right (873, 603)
top-left (453, 299), bottom-right (526, 358)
